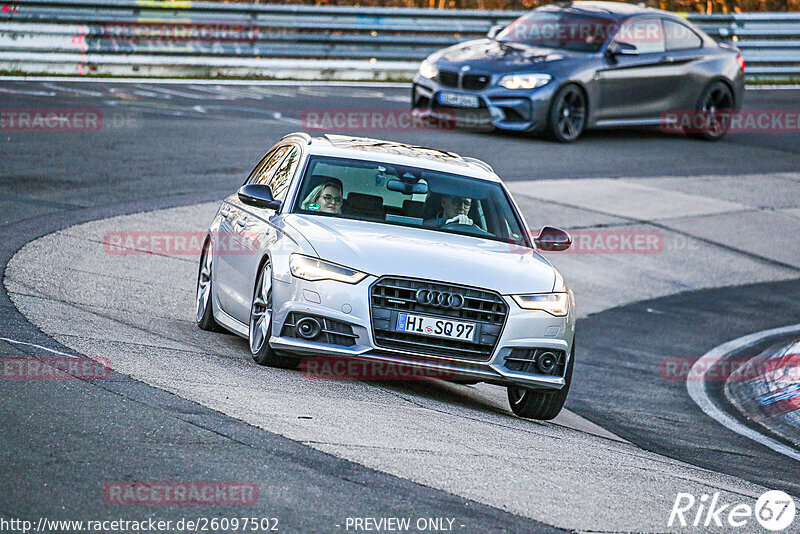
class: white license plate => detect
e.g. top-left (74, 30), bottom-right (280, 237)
top-left (438, 92), bottom-right (479, 108)
top-left (396, 313), bottom-right (475, 342)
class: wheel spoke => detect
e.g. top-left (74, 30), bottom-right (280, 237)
top-left (564, 117), bottom-right (576, 138)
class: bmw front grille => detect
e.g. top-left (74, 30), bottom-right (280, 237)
top-left (369, 276), bottom-right (508, 362)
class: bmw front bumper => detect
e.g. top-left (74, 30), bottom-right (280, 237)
top-left (411, 74), bottom-right (558, 133)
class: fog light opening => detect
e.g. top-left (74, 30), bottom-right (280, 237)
top-left (296, 317), bottom-right (322, 340)
top-left (536, 351), bottom-right (558, 374)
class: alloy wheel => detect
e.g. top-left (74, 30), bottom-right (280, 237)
top-left (249, 263), bottom-right (272, 354)
top-left (195, 244), bottom-right (213, 323)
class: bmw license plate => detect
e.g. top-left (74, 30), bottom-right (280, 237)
top-left (397, 313), bottom-right (475, 342)
top-left (438, 92), bottom-right (480, 109)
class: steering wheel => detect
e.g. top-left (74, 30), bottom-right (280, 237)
top-left (441, 222), bottom-right (494, 238)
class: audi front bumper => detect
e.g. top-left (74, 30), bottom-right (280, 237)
top-left (268, 273), bottom-right (575, 390)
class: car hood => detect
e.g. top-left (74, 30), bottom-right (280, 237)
top-left (434, 38), bottom-right (571, 72)
top-left (283, 215), bottom-right (556, 294)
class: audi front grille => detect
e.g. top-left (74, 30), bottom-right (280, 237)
top-left (370, 276), bottom-right (508, 362)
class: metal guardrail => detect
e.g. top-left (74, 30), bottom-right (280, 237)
top-left (1, 0), bottom-right (798, 79)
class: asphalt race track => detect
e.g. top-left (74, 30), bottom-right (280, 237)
top-left (1, 80), bottom-right (799, 533)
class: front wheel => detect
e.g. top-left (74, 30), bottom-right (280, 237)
top-left (507, 345), bottom-right (574, 420)
top-left (546, 84), bottom-right (587, 143)
top-left (249, 260), bottom-right (298, 369)
top-left (196, 239), bottom-right (221, 332)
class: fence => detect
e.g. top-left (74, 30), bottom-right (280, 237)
top-left (1, 0), bottom-right (798, 79)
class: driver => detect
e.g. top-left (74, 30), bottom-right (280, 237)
top-left (430, 195), bottom-right (474, 227)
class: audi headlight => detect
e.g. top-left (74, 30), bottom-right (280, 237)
top-left (419, 59), bottom-right (439, 79)
top-left (512, 292), bottom-right (568, 316)
top-left (289, 254), bottom-right (367, 284)
top-left (499, 73), bottom-right (552, 90)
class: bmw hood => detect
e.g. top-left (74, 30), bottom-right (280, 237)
top-left (284, 215), bottom-right (556, 294)
top-left (433, 38), bottom-right (568, 72)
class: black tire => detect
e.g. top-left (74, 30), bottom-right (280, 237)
top-left (249, 260), bottom-right (299, 369)
top-left (687, 81), bottom-right (734, 141)
top-left (507, 345), bottom-right (574, 420)
top-left (546, 84), bottom-right (587, 143)
top-left (195, 238), bottom-right (222, 332)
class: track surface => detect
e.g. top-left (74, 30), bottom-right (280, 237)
top-left (1, 81), bottom-right (799, 532)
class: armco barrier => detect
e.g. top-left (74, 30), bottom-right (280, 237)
top-left (0, 0), bottom-right (798, 79)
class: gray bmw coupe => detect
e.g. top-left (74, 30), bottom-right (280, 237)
top-left (412, 1), bottom-right (745, 141)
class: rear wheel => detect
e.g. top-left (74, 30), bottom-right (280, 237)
top-left (507, 345), bottom-right (574, 420)
top-left (687, 81), bottom-right (734, 141)
top-left (196, 239), bottom-right (221, 332)
top-left (249, 260), bottom-right (298, 369)
top-left (546, 84), bottom-right (586, 143)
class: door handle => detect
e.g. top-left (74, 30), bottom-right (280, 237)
top-left (235, 217), bottom-right (247, 228)
top-left (661, 55), bottom-right (675, 63)
top-left (220, 208), bottom-right (231, 219)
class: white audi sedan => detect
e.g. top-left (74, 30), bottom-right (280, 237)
top-left (196, 132), bottom-right (575, 420)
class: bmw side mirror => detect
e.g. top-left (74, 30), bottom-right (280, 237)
top-left (607, 41), bottom-right (639, 57)
top-left (237, 184), bottom-right (281, 211)
top-left (534, 226), bottom-right (571, 252)
top-left (487, 24), bottom-right (505, 40)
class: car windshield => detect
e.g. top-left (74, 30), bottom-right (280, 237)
top-left (292, 156), bottom-right (530, 247)
top-left (497, 11), bottom-right (619, 53)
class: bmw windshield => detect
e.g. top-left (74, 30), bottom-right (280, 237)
top-left (292, 156), bottom-right (530, 247)
top-left (496, 11), bottom-right (619, 53)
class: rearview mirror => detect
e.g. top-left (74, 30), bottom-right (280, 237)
top-left (534, 226), bottom-right (571, 252)
top-left (237, 184), bottom-right (281, 210)
top-left (387, 179), bottom-right (428, 195)
top-left (487, 24), bottom-right (505, 40)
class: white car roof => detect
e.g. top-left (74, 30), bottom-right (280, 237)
top-left (288, 133), bottom-right (501, 183)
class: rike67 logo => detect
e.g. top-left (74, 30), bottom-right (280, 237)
top-left (669, 490), bottom-right (796, 531)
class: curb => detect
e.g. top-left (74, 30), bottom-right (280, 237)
top-left (725, 340), bottom-right (800, 449)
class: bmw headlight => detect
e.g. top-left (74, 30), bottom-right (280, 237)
top-left (419, 59), bottom-right (439, 79)
top-left (499, 73), bottom-right (552, 90)
top-left (289, 254), bottom-right (368, 284)
top-left (511, 292), bottom-right (568, 316)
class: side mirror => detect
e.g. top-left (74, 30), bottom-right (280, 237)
top-left (607, 41), bottom-right (639, 57)
top-left (487, 24), bottom-right (505, 40)
top-left (534, 226), bottom-right (571, 252)
top-left (237, 184), bottom-right (281, 211)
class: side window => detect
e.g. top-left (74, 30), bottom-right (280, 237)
top-left (244, 148), bottom-right (276, 185)
top-left (268, 147), bottom-right (300, 201)
top-left (613, 18), bottom-right (665, 54)
top-left (664, 19), bottom-right (702, 51)
top-left (249, 145), bottom-right (292, 186)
